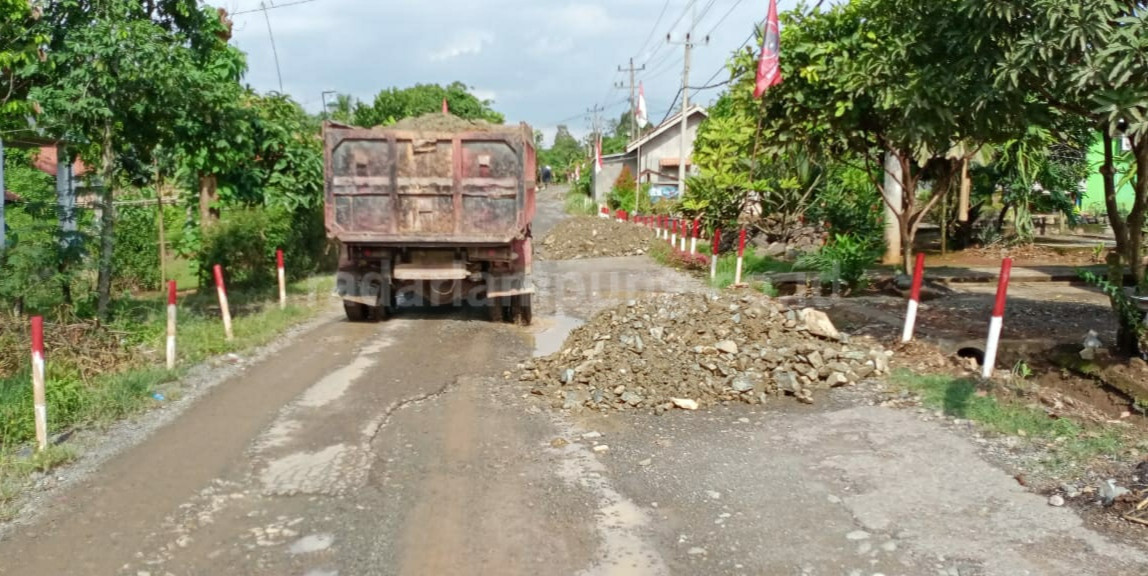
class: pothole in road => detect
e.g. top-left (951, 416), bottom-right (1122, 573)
top-left (525, 314), bottom-right (584, 357)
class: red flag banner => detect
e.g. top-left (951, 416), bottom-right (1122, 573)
top-left (753, 0), bottom-right (782, 98)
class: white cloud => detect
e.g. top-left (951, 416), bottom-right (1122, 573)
top-left (429, 30), bottom-right (494, 62)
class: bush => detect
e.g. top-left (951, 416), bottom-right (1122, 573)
top-left (807, 166), bottom-right (885, 255)
top-left (608, 182), bottom-right (653, 214)
top-left (564, 190), bottom-right (597, 216)
top-left (113, 204), bottom-right (162, 292)
top-left (796, 233), bottom-right (880, 293)
top-left (197, 203), bottom-right (334, 292)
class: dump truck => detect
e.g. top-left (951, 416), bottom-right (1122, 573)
top-left (322, 114), bottom-right (536, 324)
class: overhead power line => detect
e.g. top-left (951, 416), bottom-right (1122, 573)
top-left (634, 0), bottom-right (673, 61)
top-left (232, 0), bottom-right (320, 16)
top-left (705, 0), bottom-right (749, 38)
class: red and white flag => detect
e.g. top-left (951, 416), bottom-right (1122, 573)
top-left (595, 138), bottom-right (603, 174)
top-left (753, 0), bottom-right (782, 98)
top-left (636, 83), bottom-right (649, 129)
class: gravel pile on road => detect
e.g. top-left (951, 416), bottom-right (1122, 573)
top-left (517, 292), bottom-right (893, 413)
top-left (537, 216), bottom-right (652, 260)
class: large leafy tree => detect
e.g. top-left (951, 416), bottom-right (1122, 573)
top-left (970, 0), bottom-right (1148, 285)
top-left (968, 0), bottom-right (1148, 354)
top-left (352, 82), bottom-right (504, 127)
top-left (707, 0), bottom-right (1042, 270)
top-left (29, 0), bottom-right (214, 319)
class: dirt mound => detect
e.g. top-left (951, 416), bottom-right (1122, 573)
top-left (538, 217), bottom-right (653, 260)
top-left (389, 113), bottom-right (502, 132)
top-left (517, 292), bottom-right (891, 413)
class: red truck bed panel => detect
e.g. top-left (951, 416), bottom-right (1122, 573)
top-left (323, 124), bottom-right (537, 245)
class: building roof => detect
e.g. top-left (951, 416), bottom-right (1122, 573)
top-left (32, 146), bottom-right (91, 177)
top-left (626, 105), bottom-right (708, 154)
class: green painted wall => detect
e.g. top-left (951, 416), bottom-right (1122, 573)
top-left (1082, 135), bottom-right (1135, 214)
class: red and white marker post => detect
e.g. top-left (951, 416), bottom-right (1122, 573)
top-left (901, 253), bottom-right (926, 343)
top-left (277, 249), bottom-right (287, 310)
top-left (679, 221), bottom-right (687, 252)
top-left (690, 218), bottom-right (700, 255)
top-left (981, 258), bottom-right (1013, 379)
top-left (734, 228), bottom-right (747, 286)
top-left (710, 228), bottom-right (721, 280)
top-left (166, 281), bottom-right (177, 370)
top-left (670, 219), bottom-right (678, 247)
top-left (31, 316), bottom-right (47, 451)
top-left (213, 264), bottom-right (234, 341)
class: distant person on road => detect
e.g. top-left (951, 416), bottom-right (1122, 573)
top-left (541, 165), bottom-right (553, 189)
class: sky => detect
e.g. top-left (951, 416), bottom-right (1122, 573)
top-left (224, 0), bottom-right (797, 145)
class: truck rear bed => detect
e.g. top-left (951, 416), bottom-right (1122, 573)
top-left (323, 122), bottom-right (536, 245)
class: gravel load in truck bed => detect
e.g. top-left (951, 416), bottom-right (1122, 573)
top-left (536, 216), bottom-right (653, 260)
top-left (517, 292), bottom-right (892, 413)
top-left (388, 113), bottom-right (503, 132)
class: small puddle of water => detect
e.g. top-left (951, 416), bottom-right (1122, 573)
top-left (524, 314), bottom-right (584, 357)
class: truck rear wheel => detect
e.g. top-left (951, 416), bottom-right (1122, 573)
top-left (344, 302), bottom-right (369, 322)
top-left (512, 294), bottom-right (532, 326)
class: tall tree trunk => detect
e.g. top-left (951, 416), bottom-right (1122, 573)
top-left (1127, 136), bottom-right (1147, 291)
top-left (96, 123), bottom-right (116, 321)
top-left (1101, 131), bottom-right (1129, 264)
top-left (198, 173), bottom-right (220, 228)
top-left (882, 151), bottom-right (904, 266)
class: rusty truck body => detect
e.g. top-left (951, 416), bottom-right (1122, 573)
top-left (322, 119), bottom-right (537, 324)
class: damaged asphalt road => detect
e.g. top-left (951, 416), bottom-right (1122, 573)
top-left (0, 186), bottom-right (1146, 575)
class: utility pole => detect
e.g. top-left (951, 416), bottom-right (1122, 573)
top-left (587, 103), bottom-right (607, 203)
top-left (668, 0), bottom-right (708, 199)
top-left (618, 58), bottom-right (646, 139)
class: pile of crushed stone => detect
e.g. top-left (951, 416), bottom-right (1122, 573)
top-left (516, 292), bottom-right (892, 413)
top-left (389, 112), bottom-right (500, 132)
top-left (537, 217), bottom-right (653, 260)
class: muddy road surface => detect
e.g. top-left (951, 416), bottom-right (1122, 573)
top-left (1, 186), bottom-right (1145, 575)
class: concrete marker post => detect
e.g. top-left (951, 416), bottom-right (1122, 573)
top-left (213, 264), bottom-right (235, 341)
top-left (981, 258), bottom-right (1013, 379)
top-left (670, 219), bottom-right (678, 247)
top-left (710, 228), bottom-right (721, 280)
top-left (166, 281), bottom-right (177, 370)
top-left (31, 316), bottom-right (47, 452)
top-left (690, 218), bottom-right (699, 255)
top-left (277, 249), bottom-right (287, 310)
top-left (901, 253), bottom-right (926, 343)
top-left (734, 228), bottom-right (747, 286)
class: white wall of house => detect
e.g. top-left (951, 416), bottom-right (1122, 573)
top-left (634, 113), bottom-right (705, 186)
top-left (593, 159), bottom-right (628, 204)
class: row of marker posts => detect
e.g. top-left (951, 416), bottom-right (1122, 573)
top-left (609, 204), bottom-right (1017, 380)
top-left (25, 249), bottom-right (290, 452)
top-left (900, 253), bottom-right (1014, 379)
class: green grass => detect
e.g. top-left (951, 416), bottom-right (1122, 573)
top-left (0, 445), bottom-right (77, 521)
top-left (564, 190), bottom-right (598, 216)
top-left (648, 242), bottom-right (782, 296)
top-left (892, 371), bottom-right (1128, 470)
top-left (709, 251), bottom-right (794, 289)
top-left (0, 275), bottom-right (333, 452)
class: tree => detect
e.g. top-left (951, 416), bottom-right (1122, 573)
top-left (0, 0), bottom-right (45, 118)
top-left (168, 7), bottom-right (251, 230)
top-left (352, 82), bottom-right (504, 127)
top-left (323, 93), bottom-right (356, 124)
top-left (29, 0), bottom-right (210, 319)
top-left (969, 0), bottom-right (1148, 354)
top-left (539, 124), bottom-right (584, 176)
top-left (970, 0), bottom-right (1148, 285)
top-left (729, 0), bottom-right (1033, 271)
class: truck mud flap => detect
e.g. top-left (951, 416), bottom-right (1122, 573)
top-left (486, 275), bottom-right (534, 298)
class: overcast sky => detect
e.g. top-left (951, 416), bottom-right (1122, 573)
top-left (225, 0), bottom-right (797, 144)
